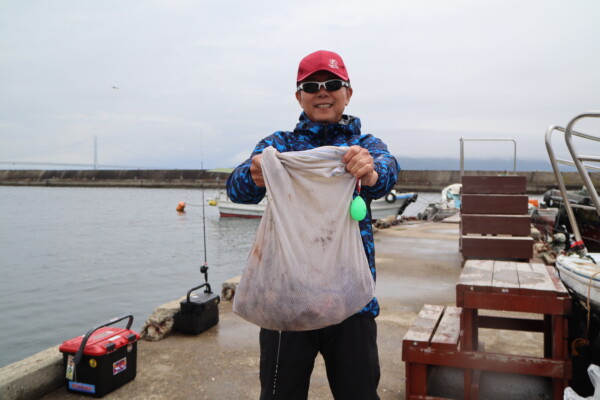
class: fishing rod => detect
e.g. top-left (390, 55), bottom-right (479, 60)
top-left (200, 139), bottom-right (210, 288)
top-left (172, 138), bottom-right (220, 335)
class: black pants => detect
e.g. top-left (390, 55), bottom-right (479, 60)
top-left (259, 314), bottom-right (380, 400)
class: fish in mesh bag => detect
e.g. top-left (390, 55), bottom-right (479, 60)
top-left (233, 145), bottom-right (374, 331)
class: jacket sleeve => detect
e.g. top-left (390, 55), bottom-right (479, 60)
top-left (226, 132), bottom-right (288, 204)
top-left (359, 134), bottom-right (400, 199)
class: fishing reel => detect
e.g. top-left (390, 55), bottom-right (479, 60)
top-left (199, 263), bottom-right (210, 286)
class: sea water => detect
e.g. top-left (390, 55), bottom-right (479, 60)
top-left (0, 186), bottom-right (437, 367)
top-left (0, 186), bottom-right (262, 367)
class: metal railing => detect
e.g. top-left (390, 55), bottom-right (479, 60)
top-left (459, 138), bottom-right (517, 176)
top-left (544, 111), bottom-right (600, 250)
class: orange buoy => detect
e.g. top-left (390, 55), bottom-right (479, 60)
top-left (528, 199), bottom-right (539, 208)
top-left (176, 201), bottom-right (186, 212)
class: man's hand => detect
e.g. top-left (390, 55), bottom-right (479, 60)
top-left (250, 155), bottom-right (265, 187)
top-left (342, 145), bottom-right (378, 187)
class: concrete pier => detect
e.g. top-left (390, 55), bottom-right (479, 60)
top-left (0, 221), bottom-right (557, 400)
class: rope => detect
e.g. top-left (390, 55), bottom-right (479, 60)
top-left (585, 270), bottom-right (600, 339)
top-left (568, 264), bottom-right (600, 356)
top-left (572, 337), bottom-right (589, 356)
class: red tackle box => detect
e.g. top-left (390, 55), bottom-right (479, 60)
top-left (59, 315), bottom-right (140, 397)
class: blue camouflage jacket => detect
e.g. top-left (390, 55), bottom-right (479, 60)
top-left (226, 113), bottom-right (400, 318)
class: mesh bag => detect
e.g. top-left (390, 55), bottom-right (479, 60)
top-left (233, 146), bottom-right (374, 331)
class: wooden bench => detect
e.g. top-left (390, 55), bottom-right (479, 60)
top-left (456, 259), bottom-right (571, 400)
top-left (402, 304), bottom-right (462, 399)
top-left (460, 176), bottom-right (533, 261)
top-left (402, 300), bottom-right (570, 399)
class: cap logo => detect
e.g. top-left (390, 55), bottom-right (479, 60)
top-left (328, 59), bottom-right (339, 69)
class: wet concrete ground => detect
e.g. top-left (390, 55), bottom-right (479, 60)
top-left (41, 222), bottom-right (545, 400)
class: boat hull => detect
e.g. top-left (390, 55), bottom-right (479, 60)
top-left (217, 202), bottom-right (263, 218)
top-left (555, 252), bottom-right (600, 310)
top-left (213, 191), bottom-right (417, 220)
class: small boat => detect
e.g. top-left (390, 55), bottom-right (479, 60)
top-left (555, 252), bottom-right (600, 309)
top-left (210, 190), bottom-right (418, 221)
top-left (210, 192), bottom-right (263, 218)
top-left (441, 183), bottom-right (462, 209)
top-left (371, 191), bottom-right (419, 220)
top-left (418, 183), bottom-right (461, 221)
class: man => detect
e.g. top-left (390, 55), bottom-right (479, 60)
top-left (226, 50), bottom-right (400, 399)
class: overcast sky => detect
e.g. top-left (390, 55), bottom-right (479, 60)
top-left (1, 0), bottom-right (599, 170)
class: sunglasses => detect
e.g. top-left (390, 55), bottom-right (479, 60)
top-left (297, 79), bottom-right (350, 94)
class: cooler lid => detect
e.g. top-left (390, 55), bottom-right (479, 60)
top-left (59, 327), bottom-right (139, 356)
top-left (182, 291), bottom-right (220, 305)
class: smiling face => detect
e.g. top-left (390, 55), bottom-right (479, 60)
top-left (295, 70), bottom-right (353, 124)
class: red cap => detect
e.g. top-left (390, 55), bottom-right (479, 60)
top-left (297, 50), bottom-right (349, 83)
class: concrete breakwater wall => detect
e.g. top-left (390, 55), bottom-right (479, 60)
top-left (0, 169), bottom-right (230, 189)
top-left (0, 169), bottom-right (597, 193)
top-left (396, 170), bottom-right (599, 193)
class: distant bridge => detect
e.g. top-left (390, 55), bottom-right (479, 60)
top-left (1, 135), bottom-right (160, 170)
top-left (0, 161), bottom-right (148, 169)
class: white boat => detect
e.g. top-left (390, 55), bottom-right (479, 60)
top-left (208, 193), bottom-right (263, 218)
top-left (418, 183), bottom-right (462, 221)
top-left (555, 253), bottom-right (600, 309)
top-left (371, 191), bottom-right (419, 220)
top-left (441, 183), bottom-right (462, 209)
top-left (209, 190), bottom-right (418, 220)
